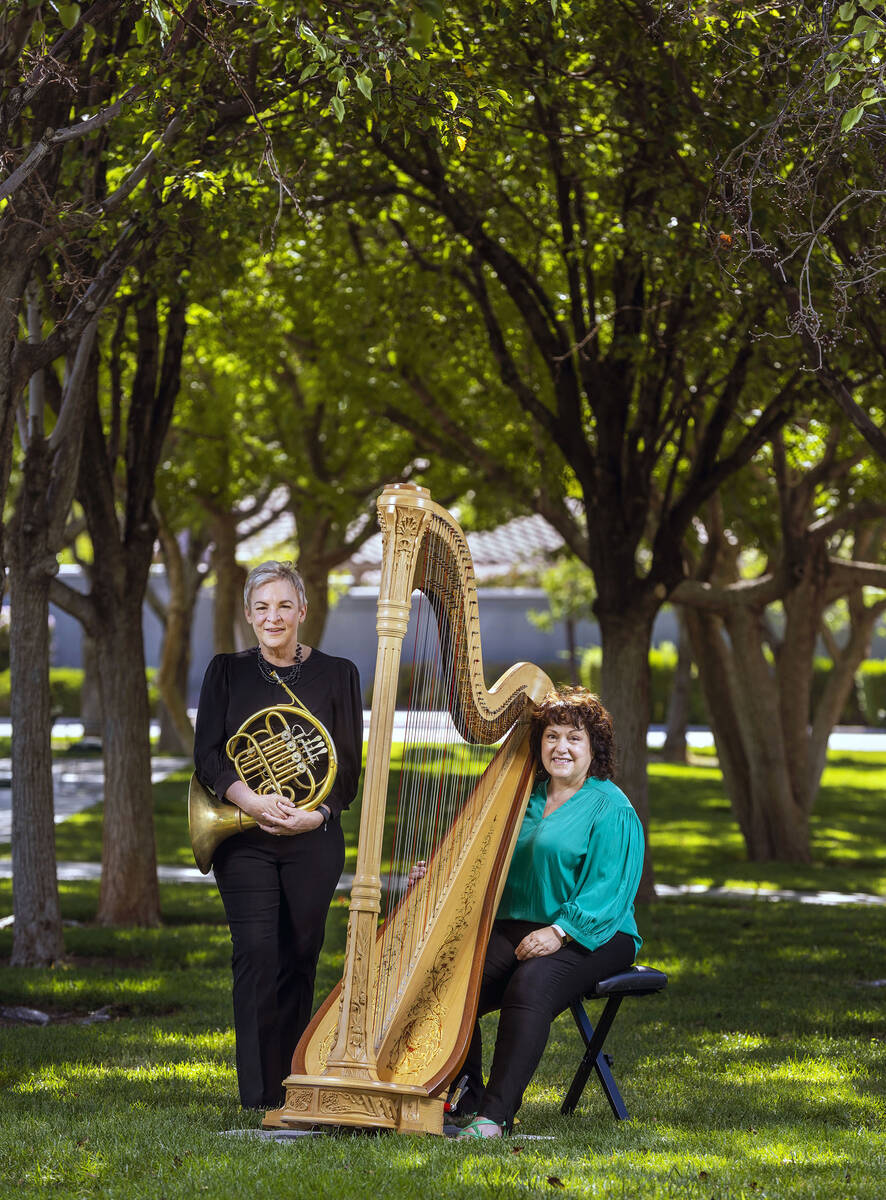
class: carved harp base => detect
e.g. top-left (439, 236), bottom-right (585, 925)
top-left (262, 1073), bottom-right (445, 1136)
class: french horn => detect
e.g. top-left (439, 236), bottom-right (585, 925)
top-left (188, 672), bottom-right (338, 874)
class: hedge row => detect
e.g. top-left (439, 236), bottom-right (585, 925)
top-left (0, 668), bottom-right (161, 720)
top-left (0, 654), bottom-right (883, 727)
top-left (0, 668), bottom-right (85, 719)
top-left (581, 645), bottom-right (886, 727)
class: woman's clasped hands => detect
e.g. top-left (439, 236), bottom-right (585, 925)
top-left (256, 793), bottom-right (323, 836)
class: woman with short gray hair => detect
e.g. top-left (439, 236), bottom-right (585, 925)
top-left (194, 560), bottom-right (362, 1111)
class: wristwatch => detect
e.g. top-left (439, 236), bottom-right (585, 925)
top-left (552, 923), bottom-right (571, 946)
top-left (318, 804), bottom-right (332, 828)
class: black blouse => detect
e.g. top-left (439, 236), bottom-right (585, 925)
top-left (193, 647), bottom-right (363, 818)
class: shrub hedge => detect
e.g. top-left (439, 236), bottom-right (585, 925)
top-left (0, 654), bottom-right (882, 727)
top-left (0, 668), bottom-right (84, 719)
top-left (581, 645), bottom-right (886, 728)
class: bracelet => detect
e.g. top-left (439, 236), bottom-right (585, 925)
top-left (318, 804), bottom-right (332, 829)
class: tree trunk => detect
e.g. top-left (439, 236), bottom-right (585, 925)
top-left (777, 553), bottom-right (828, 818)
top-left (298, 558), bottom-right (330, 649)
top-left (210, 512), bottom-right (248, 653)
top-left (684, 607), bottom-right (751, 802)
top-left (154, 529), bottom-right (197, 756)
top-left (596, 604), bottom-right (656, 902)
top-left (79, 633), bottom-right (103, 739)
top-left (156, 647), bottom-right (192, 755)
top-left (662, 608), bottom-right (692, 764)
top-left (565, 616), bottom-right (580, 685)
top-left (689, 601), bottom-right (811, 862)
top-left (93, 581), bottom-right (161, 926)
top-left (73, 284), bottom-right (187, 924)
top-left (807, 593), bottom-right (886, 801)
top-left (726, 605), bottom-right (810, 859)
top-left (8, 437), bottom-right (64, 966)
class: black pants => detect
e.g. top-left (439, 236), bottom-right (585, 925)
top-left (213, 822), bottom-right (345, 1109)
top-left (459, 919), bottom-right (636, 1127)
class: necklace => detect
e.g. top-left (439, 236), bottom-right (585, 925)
top-left (255, 643), bottom-right (303, 688)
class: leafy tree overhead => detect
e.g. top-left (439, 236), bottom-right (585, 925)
top-left (714, 1), bottom-right (886, 458)
top-left (293, 0), bottom-right (823, 894)
top-left (2, 0), bottom-right (487, 955)
top-left (174, 224), bottom-right (472, 646)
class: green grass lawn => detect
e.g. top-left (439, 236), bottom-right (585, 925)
top-left (0, 752), bottom-right (884, 1198)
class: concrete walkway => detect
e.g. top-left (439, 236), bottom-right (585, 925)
top-left (2, 861), bottom-right (879, 910)
top-left (0, 756), bottom-right (191, 843)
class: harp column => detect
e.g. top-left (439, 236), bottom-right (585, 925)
top-left (323, 486), bottom-right (432, 1079)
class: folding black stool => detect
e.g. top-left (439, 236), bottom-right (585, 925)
top-left (561, 964), bottom-right (668, 1119)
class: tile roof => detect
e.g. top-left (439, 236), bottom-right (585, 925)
top-left (238, 504), bottom-right (564, 581)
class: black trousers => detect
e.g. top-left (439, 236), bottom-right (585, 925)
top-left (212, 822), bottom-right (345, 1109)
top-left (460, 919), bottom-right (636, 1127)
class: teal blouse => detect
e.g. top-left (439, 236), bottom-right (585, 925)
top-left (496, 776), bottom-right (644, 954)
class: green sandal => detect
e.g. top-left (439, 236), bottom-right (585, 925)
top-left (456, 1117), bottom-right (505, 1139)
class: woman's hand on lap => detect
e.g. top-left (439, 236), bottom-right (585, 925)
top-left (515, 926), bottom-right (563, 959)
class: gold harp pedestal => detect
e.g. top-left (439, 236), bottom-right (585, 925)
top-left (262, 484), bottom-right (551, 1135)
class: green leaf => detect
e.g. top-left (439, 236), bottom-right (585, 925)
top-left (410, 11), bottom-right (435, 46)
top-left (863, 27), bottom-right (879, 50)
top-left (135, 14), bottom-right (151, 44)
top-left (841, 104), bottom-right (864, 131)
top-left (355, 73), bottom-right (372, 100)
top-left (81, 21), bottom-right (96, 55)
top-left (58, 3), bottom-right (80, 29)
top-left (838, 1), bottom-right (857, 18)
top-left (298, 63), bottom-right (317, 83)
top-left (331, 95), bottom-right (345, 122)
top-left (862, 86), bottom-right (878, 99)
top-left (825, 70), bottom-right (842, 92)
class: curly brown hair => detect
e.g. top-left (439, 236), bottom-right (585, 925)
top-left (529, 687), bottom-right (616, 781)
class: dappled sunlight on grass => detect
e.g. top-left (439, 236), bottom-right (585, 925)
top-left (150, 1029), bottom-right (233, 1055)
top-left (14, 1057), bottom-right (235, 1097)
top-left (2, 757), bottom-right (886, 1197)
top-left (647, 754), bottom-right (886, 895)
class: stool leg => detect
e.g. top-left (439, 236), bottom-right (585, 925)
top-left (561, 996), bottom-right (629, 1119)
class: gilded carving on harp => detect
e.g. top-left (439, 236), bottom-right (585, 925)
top-left (262, 483), bottom-right (552, 1135)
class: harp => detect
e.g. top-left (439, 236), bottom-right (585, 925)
top-left (263, 484), bottom-right (552, 1135)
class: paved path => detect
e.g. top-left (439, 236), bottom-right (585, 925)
top-left (2, 862), bottom-right (879, 909)
top-left (0, 757), bottom-right (190, 843)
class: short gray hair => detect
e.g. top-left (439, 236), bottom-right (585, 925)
top-left (243, 561), bottom-right (307, 612)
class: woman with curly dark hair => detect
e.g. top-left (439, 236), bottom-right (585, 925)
top-left (455, 687), bottom-right (644, 1138)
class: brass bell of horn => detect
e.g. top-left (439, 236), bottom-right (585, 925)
top-left (188, 773), bottom-right (256, 875)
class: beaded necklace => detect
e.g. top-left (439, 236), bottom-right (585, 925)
top-left (255, 642), bottom-right (303, 688)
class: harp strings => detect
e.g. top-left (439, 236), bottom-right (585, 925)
top-left (374, 514), bottom-right (494, 1034)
